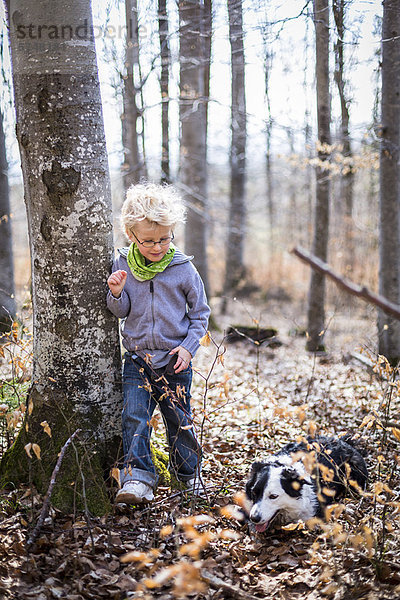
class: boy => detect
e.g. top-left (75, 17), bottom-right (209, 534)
top-left (107, 182), bottom-right (210, 504)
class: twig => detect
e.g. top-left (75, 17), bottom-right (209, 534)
top-left (26, 429), bottom-right (81, 550)
top-left (291, 247), bottom-right (400, 320)
top-left (201, 569), bottom-right (260, 600)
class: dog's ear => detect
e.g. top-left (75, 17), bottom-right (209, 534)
top-left (246, 461), bottom-right (269, 501)
top-left (282, 466), bottom-right (299, 480)
top-left (249, 461), bottom-right (267, 476)
top-left (281, 467), bottom-right (306, 498)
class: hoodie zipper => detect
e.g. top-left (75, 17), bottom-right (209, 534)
top-left (150, 280), bottom-right (156, 346)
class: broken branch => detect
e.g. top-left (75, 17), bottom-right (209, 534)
top-left (26, 429), bottom-right (81, 550)
top-left (291, 247), bottom-right (400, 320)
top-left (201, 569), bottom-right (260, 600)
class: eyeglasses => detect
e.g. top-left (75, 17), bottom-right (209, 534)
top-left (131, 231), bottom-right (174, 248)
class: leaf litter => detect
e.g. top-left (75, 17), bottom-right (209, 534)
top-left (1, 306), bottom-right (400, 599)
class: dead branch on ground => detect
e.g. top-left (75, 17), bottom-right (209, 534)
top-left (26, 429), bottom-right (81, 550)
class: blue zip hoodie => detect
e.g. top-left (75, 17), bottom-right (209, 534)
top-left (107, 247), bottom-right (210, 363)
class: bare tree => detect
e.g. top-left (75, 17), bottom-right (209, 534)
top-left (1, 0), bottom-right (122, 513)
top-left (0, 106), bottom-right (16, 334)
top-left (224, 0), bottom-right (246, 297)
top-left (333, 0), bottom-right (354, 273)
top-left (306, 0), bottom-right (331, 352)
top-left (179, 0), bottom-right (209, 292)
top-left (158, 0), bottom-right (170, 184)
top-left (121, 0), bottom-right (146, 189)
top-left (262, 26), bottom-right (274, 243)
top-left (378, 0), bottom-right (400, 364)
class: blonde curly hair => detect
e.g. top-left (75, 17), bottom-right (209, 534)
top-left (121, 182), bottom-right (186, 235)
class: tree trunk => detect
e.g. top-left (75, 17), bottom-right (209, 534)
top-left (203, 0), bottom-right (212, 143)
top-left (121, 0), bottom-right (145, 190)
top-left (1, 0), bottom-right (122, 514)
top-left (179, 0), bottom-right (209, 293)
top-left (0, 107), bottom-right (17, 334)
top-left (224, 0), bottom-right (246, 296)
top-left (306, 0), bottom-right (331, 352)
top-left (158, 0), bottom-right (170, 184)
top-left (333, 0), bottom-right (354, 274)
top-left (263, 37), bottom-right (274, 247)
top-left (303, 18), bottom-right (314, 245)
top-left (378, 0), bottom-right (400, 364)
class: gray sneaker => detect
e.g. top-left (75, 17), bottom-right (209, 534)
top-left (115, 480), bottom-right (154, 504)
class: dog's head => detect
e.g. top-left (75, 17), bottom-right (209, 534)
top-left (245, 460), bottom-right (312, 532)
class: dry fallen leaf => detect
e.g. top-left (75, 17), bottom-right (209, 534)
top-left (40, 421), bottom-right (52, 437)
top-left (32, 443), bottom-right (41, 460)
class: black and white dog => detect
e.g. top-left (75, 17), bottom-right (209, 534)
top-left (244, 436), bottom-right (368, 533)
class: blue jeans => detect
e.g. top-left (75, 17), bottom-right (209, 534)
top-left (120, 353), bottom-right (201, 488)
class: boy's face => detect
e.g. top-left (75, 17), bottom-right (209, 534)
top-left (127, 219), bottom-right (173, 262)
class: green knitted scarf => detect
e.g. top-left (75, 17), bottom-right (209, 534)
top-left (126, 243), bottom-right (175, 281)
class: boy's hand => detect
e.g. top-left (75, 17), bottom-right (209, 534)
top-left (107, 270), bottom-right (127, 298)
top-left (169, 346), bottom-right (192, 374)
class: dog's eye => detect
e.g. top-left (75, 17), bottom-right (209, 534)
top-left (269, 494), bottom-right (278, 500)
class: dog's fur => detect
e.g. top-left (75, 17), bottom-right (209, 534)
top-left (244, 436), bottom-right (368, 532)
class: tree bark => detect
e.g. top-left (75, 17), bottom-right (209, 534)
top-left (179, 0), bottom-right (209, 293)
top-left (158, 0), bottom-right (170, 184)
top-left (378, 0), bottom-right (400, 364)
top-left (306, 0), bottom-right (331, 352)
top-left (1, 0), bottom-right (122, 513)
top-left (224, 0), bottom-right (246, 296)
top-left (203, 0), bottom-right (212, 143)
top-left (333, 0), bottom-right (354, 274)
top-left (121, 0), bottom-right (145, 190)
top-left (264, 39), bottom-right (274, 246)
top-left (0, 106), bottom-right (17, 334)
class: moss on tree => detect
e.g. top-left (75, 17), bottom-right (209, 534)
top-left (0, 388), bottom-right (112, 515)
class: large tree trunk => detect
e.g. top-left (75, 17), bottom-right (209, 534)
top-left (378, 0), bottom-right (400, 364)
top-left (306, 0), bottom-right (331, 352)
top-left (0, 107), bottom-right (16, 334)
top-left (1, 0), bottom-right (122, 514)
top-left (224, 0), bottom-right (246, 295)
top-left (158, 0), bottom-right (170, 184)
top-left (179, 0), bottom-right (209, 293)
top-left (121, 0), bottom-right (145, 190)
top-left (333, 0), bottom-right (354, 274)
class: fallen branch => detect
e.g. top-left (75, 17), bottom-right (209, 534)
top-left (201, 569), bottom-right (260, 600)
top-left (291, 247), bottom-right (400, 320)
top-left (349, 352), bottom-right (387, 380)
top-left (26, 429), bottom-right (81, 550)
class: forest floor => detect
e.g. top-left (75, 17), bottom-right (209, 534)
top-left (1, 298), bottom-right (400, 599)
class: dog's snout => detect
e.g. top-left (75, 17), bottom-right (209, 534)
top-left (249, 509), bottom-right (262, 523)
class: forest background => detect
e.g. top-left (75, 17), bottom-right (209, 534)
top-left (1, 0), bottom-right (381, 315)
top-left (1, 1), bottom-right (400, 599)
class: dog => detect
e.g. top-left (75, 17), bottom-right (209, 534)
top-left (244, 435), bottom-right (368, 533)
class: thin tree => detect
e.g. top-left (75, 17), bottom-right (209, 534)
top-left (287, 128), bottom-right (298, 242)
top-left (203, 0), bottom-right (212, 144)
top-left (1, 0), bottom-right (122, 513)
top-left (121, 0), bottom-right (146, 190)
top-left (306, 0), bottom-right (331, 352)
top-left (179, 0), bottom-right (209, 292)
top-left (378, 0), bottom-right (400, 364)
top-left (158, 0), bottom-right (171, 184)
top-left (223, 0), bottom-right (246, 300)
top-left (262, 25), bottom-right (274, 244)
top-left (333, 0), bottom-right (354, 273)
top-left (303, 14), bottom-right (314, 244)
top-left (0, 106), bottom-right (16, 334)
